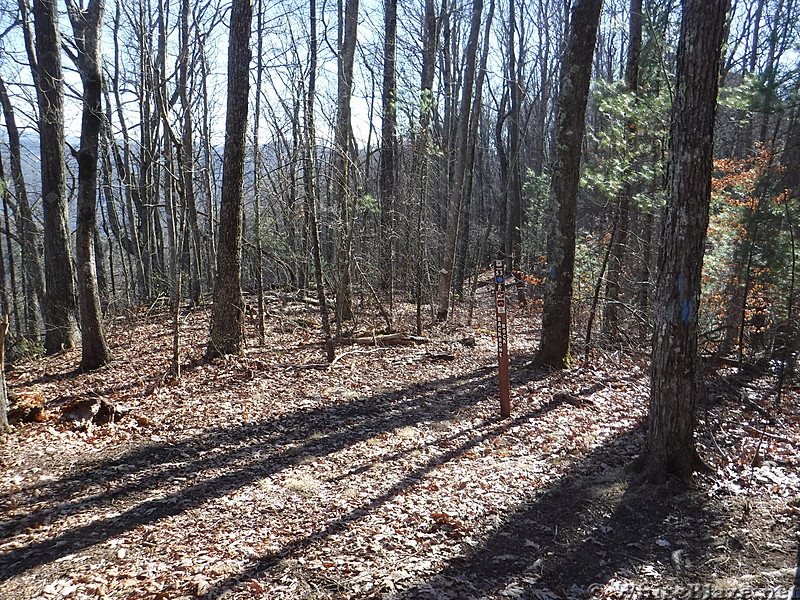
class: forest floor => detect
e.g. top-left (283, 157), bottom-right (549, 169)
top-left (1, 284), bottom-right (799, 600)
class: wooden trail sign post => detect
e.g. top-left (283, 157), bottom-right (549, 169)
top-left (494, 261), bottom-right (511, 418)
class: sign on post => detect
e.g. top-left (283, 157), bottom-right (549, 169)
top-left (494, 261), bottom-right (511, 418)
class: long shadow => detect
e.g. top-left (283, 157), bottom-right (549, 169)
top-left (0, 364), bottom-right (492, 520)
top-left (395, 426), bottom-right (725, 600)
top-left (200, 397), bottom-right (577, 599)
top-left (0, 357), bottom-right (543, 581)
top-left (15, 368), bottom-right (84, 387)
top-left (0, 355), bottom-right (532, 514)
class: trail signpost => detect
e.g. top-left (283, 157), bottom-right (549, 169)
top-left (494, 261), bottom-right (511, 418)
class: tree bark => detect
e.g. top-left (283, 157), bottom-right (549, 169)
top-left (332, 0), bottom-right (360, 324)
top-left (33, 0), bottom-right (78, 354)
top-left (534, 0), bottom-right (603, 369)
top-left (639, 0), bottom-right (729, 483)
top-left (67, 0), bottom-right (112, 371)
top-left (206, 0), bottom-right (252, 358)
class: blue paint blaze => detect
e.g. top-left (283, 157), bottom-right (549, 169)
top-left (681, 300), bottom-right (692, 323)
top-left (550, 265), bottom-right (556, 278)
top-left (678, 273), bottom-right (686, 293)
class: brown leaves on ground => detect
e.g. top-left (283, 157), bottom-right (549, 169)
top-left (0, 293), bottom-right (798, 600)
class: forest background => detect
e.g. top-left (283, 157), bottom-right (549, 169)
top-left (0, 0), bottom-right (797, 378)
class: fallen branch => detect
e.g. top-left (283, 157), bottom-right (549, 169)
top-left (338, 333), bottom-right (429, 347)
top-left (742, 424), bottom-right (794, 444)
top-left (270, 362), bottom-right (328, 370)
top-left (330, 348), bottom-right (386, 367)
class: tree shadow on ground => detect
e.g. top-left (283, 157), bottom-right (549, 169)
top-left (0, 355), bottom-right (545, 581)
top-left (200, 392), bottom-right (570, 599)
top-left (392, 428), bottom-right (728, 600)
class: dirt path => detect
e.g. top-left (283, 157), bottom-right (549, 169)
top-left (1, 299), bottom-right (798, 599)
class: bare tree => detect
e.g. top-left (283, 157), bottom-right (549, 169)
top-left (66, 0), bottom-right (112, 371)
top-left (0, 76), bottom-right (45, 341)
top-left (534, 0), bottom-right (603, 369)
top-left (206, 0), bottom-right (252, 358)
top-left (379, 0), bottom-right (397, 311)
top-left (177, 0), bottom-right (203, 304)
top-left (303, 0), bottom-right (335, 362)
top-left (505, 0), bottom-right (525, 303)
top-left (332, 0), bottom-right (360, 324)
top-left (252, 0), bottom-right (266, 344)
top-left (32, 0), bottom-right (78, 354)
top-left (435, 0), bottom-right (484, 322)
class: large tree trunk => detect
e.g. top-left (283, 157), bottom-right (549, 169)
top-left (534, 0), bottom-right (603, 369)
top-left (206, 0), bottom-right (252, 358)
top-left (639, 0), bottom-right (729, 484)
top-left (33, 0), bottom-right (78, 354)
top-left (67, 0), bottom-right (112, 371)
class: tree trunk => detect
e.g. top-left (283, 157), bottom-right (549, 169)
top-left (206, 0), bottom-right (252, 358)
top-left (199, 49), bottom-right (217, 292)
top-left (506, 0), bottom-right (525, 304)
top-left (253, 0), bottom-right (266, 344)
top-left (454, 0), bottom-right (495, 297)
top-left (332, 0), bottom-right (360, 324)
top-left (33, 0), bottom-right (78, 354)
top-left (534, 0), bottom-right (603, 369)
top-left (434, 0), bottom-right (483, 321)
top-left (304, 0), bottom-right (335, 362)
top-left (107, 4), bottom-right (147, 299)
top-left (67, 0), bottom-right (112, 370)
top-left (639, 0), bottom-right (729, 484)
top-left (178, 0), bottom-right (203, 305)
top-left (379, 0), bottom-right (397, 311)
top-left (411, 0), bottom-right (441, 333)
top-left (0, 165), bottom-right (8, 319)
